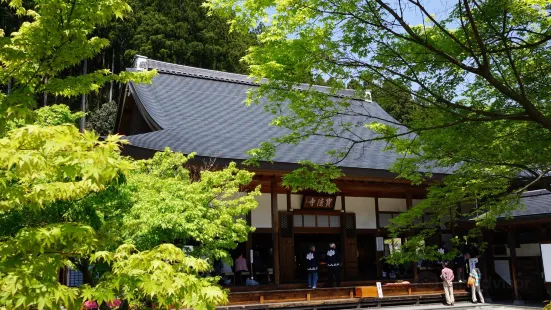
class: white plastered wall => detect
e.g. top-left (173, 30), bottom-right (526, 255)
top-left (494, 243), bottom-right (542, 257)
top-left (345, 197), bottom-right (376, 229)
top-left (290, 194), bottom-right (302, 209)
top-left (277, 194), bottom-right (287, 211)
top-left (335, 197), bottom-right (343, 210)
top-left (378, 198), bottom-right (407, 212)
top-left (251, 193), bottom-right (272, 228)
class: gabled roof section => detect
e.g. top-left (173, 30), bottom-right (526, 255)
top-left (468, 189), bottom-right (551, 222)
top-left (124, 56), bottom-right (448, 173)
top-left (505, 189), bottom-right (551, 219)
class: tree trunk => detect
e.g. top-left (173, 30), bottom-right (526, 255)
top-left (80, 59), bottom-right (87, 133)
top-left (43, 77), bottom-right (48, 106)
top-left (109, 48), bottom-right (114, 102)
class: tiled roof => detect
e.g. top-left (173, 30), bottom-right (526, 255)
top-left (501, 189), bottom-right (551, 218)
top-left (125, 58), bottom-right (450, 172)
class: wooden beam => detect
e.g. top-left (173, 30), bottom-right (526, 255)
top-left (271, 177), bottom-right (281, 287)
top-left (508, 230), bottom-right (520, 302)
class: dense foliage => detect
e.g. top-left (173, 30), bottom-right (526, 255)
top-left (85, 101), bottom-right (117, 135)
top-left (207, 0), bottom-right (551, 261)
top-left (119, 0), bottom-right (259, 73)
top-left (0, 141), bottom-right (259, 309)
top-left (0, 0), bottom-right (258, 134)
top-left (0, 0), bottom-right (259, 309)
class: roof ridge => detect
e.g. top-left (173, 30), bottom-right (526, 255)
top-left (139, 57), bottom-right (367, 100)
top-left (522, 189), bottom-right (551, 197)
top-left (147, 59), bottom-right (258, 85)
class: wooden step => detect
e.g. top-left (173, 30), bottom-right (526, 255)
top-left (226, 282), bottom-right (470, 307)
top-left (220, 291), bottom-right (471, 309)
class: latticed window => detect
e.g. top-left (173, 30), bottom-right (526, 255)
top-left (292, 214), bottom-right (341, 228)
top-left (345, 214), bottom-right (355, 229)
top-left (344, 213), bottom-right (356, 237)
top-left (280, 213), bottom-right (290, 229)
top-left (279, 213), bottom-right (293, 237)
top-left (67, 268), bottom-right (83, 287)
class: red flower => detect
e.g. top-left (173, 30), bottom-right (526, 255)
top-left (83, 300), bottom-right (98, 309)
top-left (107, 299), bottom-right (122, 308)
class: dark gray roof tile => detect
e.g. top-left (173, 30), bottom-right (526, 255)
top-left (503, 190), bottom-right (551, 218)
top-left (126, 59), bottom-right (447, 172)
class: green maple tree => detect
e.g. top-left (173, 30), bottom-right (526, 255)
top-left (206, 0), bottom-right (551, 262)
top-left (0, 1), bottom-right (259, 309)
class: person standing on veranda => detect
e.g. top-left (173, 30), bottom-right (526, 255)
top-left (453, 252), bottom-right (465, 282)
top-left (306, 245), bottom-right (319, 289)
top-left (470, 262), bottom-right (485, 303)
top-left (234, 253), bottom-right (248, 285)
top-left (326, 243), bottom-right (341, 287)
top-left (441, 262), bottom-right (455, 306)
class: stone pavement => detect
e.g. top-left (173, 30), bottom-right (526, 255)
top-left (359, 301), bottom-right (541, 310)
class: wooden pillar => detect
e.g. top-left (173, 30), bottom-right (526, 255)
top-left (286, 189), bottom-right (292, 211)
top-left (405, 192), bottom-right (418, 281)
top-left (271, 177), bottom-right (280, 287)
top-left (375, 197), bottom-right (383, 278)
top-left (405, 192), bottom-right (413, 209)
top-left (341, 194), bottom-right (348, 280)
top-left (246, 211), bottom-right (252, 265)
top-left (508, 230), bottom-right (521, 303)
top-left (485, 231), bottom-right (495, 301)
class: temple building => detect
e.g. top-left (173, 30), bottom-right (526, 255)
top-left (115, 55), bottom-right (550, 304)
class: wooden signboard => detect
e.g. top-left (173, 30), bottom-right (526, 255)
top-left (301, 195), bottom-right (337, 210)
top-left (376, 282), bottom-right (384, 297)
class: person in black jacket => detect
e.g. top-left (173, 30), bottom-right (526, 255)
top-left (326, 243), bottom-right (341, 287)
top-left (453, 253), bottom-right (466, 282)
top-left (306, 245), bottom-right (319, 288)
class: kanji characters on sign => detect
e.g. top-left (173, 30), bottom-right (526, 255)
top-left (302, 195), bottom-right (337, 209)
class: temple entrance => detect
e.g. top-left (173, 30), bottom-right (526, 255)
top-left (294, 233), bottom-right (341, 283)
top-left (357, 234), bottom-right (378, 280)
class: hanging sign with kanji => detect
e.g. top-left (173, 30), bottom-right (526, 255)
top-left (301, 195), bottom-right (337, 209)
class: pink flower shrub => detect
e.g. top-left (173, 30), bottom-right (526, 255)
top-left (82, 300), bottom-right (98, 309)
top-left (107, 299), bottom-right (122, 308)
